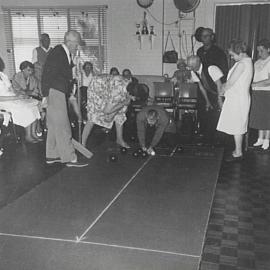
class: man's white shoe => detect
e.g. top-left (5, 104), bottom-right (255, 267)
top-left (66, 161), bottom-right (88, 167)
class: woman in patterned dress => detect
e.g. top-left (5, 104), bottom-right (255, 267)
top-left (81, 74), bottom-right (133, 148)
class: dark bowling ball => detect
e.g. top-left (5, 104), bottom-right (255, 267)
top-left (109, 153), bottom-right (118, 162)
top-left (141, 151), bottom-right (148, 158)
top-left (120, 147), bottom-right (128, 154)
top-left (132, 151), bottom-right (139, 158)
top-left (137, 148), bottom-right (143, 154)
top-left (177, 146), bottom-right (184, 153)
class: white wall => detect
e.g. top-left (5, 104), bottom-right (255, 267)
top-left (0, 0), bottom-right (268, 76)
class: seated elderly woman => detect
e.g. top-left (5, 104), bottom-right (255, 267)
top-left (82, 61), bottom-right (95, 86)
top-left (0, 57), bottom-right (41, 143)
top-left (81, 74), bottom-right (134, 148)
top-left (110, 67), bottom-right (120, 76)
top-left (12, 61), bottom-right (41, 99)
top-left (13, 61), bottom-right (45, 135)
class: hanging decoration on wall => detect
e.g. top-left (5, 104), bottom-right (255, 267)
top-left (135, 11), bottom-right (155, 49)
top-left (136, 0), bottom-right (154, 9)
top-left (141, 11), bottom-right (149, 34)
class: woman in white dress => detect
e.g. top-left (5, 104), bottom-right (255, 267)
top-left (217, 40), bottom-right (253, 161)
top-left (0, 57), bottom-right (41, 143)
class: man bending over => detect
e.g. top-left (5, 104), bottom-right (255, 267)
top-left (136, 105), bottom-right (169, 156)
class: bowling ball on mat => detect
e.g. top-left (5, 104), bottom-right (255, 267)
top-left (108, 153), bottom-right (118, 162)
top-left (132, 151), bottom-right (139, 158)
top-left (120, 147), bottom-right (128, 154)
top-left (137, 148), bottom-right (143, 154)
top-left (141, 151), bottom-right (148, 158)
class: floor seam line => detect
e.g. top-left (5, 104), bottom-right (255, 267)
top-left (76, 158), bottom-right (152, 241)
top-left (0, 232), bottom-right (200, 258)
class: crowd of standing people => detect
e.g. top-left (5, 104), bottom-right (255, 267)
top-left (185, 27), bottom-right (270, 162)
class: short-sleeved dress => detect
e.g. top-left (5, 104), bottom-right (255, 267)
top-left (86, 75), bottom-right (130, 129)
top-left (217, 57), bottom-right (253, 135)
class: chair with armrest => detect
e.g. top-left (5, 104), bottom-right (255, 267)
top-left (153, 81), bottom-right (176, 116)
top-left (176, 83), bottom-right (198, 109)
top-left (153, 81), bottom-right (178, 135)
top-left (176, 82), bottom-right (199, 135)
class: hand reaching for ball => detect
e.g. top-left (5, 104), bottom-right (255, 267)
top-left (147, 147), bottom-right (155, 156)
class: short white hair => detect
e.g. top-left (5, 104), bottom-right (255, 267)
top-left (64, 30), bottom-right (81, 44)
top-left (187, 55), bottom-right (201, 68)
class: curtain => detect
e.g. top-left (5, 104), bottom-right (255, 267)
top-left (215, 4), bottom-right (270, 62)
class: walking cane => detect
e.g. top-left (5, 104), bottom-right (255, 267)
top-left (76, 50), bottom-right (83, 143)
top-left (70, 51), bottom-right (93, 159)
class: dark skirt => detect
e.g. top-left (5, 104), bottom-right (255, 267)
top-left (249, 90), bottom-right (270, 130)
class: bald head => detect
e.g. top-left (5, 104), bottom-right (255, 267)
top-left (187, 55), bottom-right (201, 71)
top-left (64, 30), bottom-right (82, 54)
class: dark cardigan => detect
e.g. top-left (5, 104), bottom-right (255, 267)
top-left (41, 45), bottom-right (73, 97)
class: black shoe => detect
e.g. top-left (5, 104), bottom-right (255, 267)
top-left (32, 136), bottom-right (43, 142)
top-left (66, 161), bottom-right (88, 167)
top-left (261, 147), bottom-right (269, 152)
top-left (25, 138), bottom-right (40, 144)
top-left (46, 157), bottom-right (62, 164)
top-left (225, 154), bottom-right (243, 163)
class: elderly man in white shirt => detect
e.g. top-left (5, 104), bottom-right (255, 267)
top-left (187, 55), bottom-right (224, 144)
top-left (32, 33), bottom-right (52, 87)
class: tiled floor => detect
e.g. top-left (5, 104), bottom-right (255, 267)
top-left (200, 149), bottom-right (270, 270)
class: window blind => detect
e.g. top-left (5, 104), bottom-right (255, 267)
top-left (39, 8), bottom-right (68, 48)
top-left (3, 6), bottom-right (108, 78)
top-left (4, 9), bottom-right (39, 78)
top-left (69, 7), bottom-right (108, 73)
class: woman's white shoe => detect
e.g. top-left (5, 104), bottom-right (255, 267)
top-left (253, 139), bottom-right (263, 147)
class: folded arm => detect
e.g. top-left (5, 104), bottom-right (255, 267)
top-left (223, 62), bottom-right (244, 92)
top-left (252, 76), bottom-right (270, 88)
